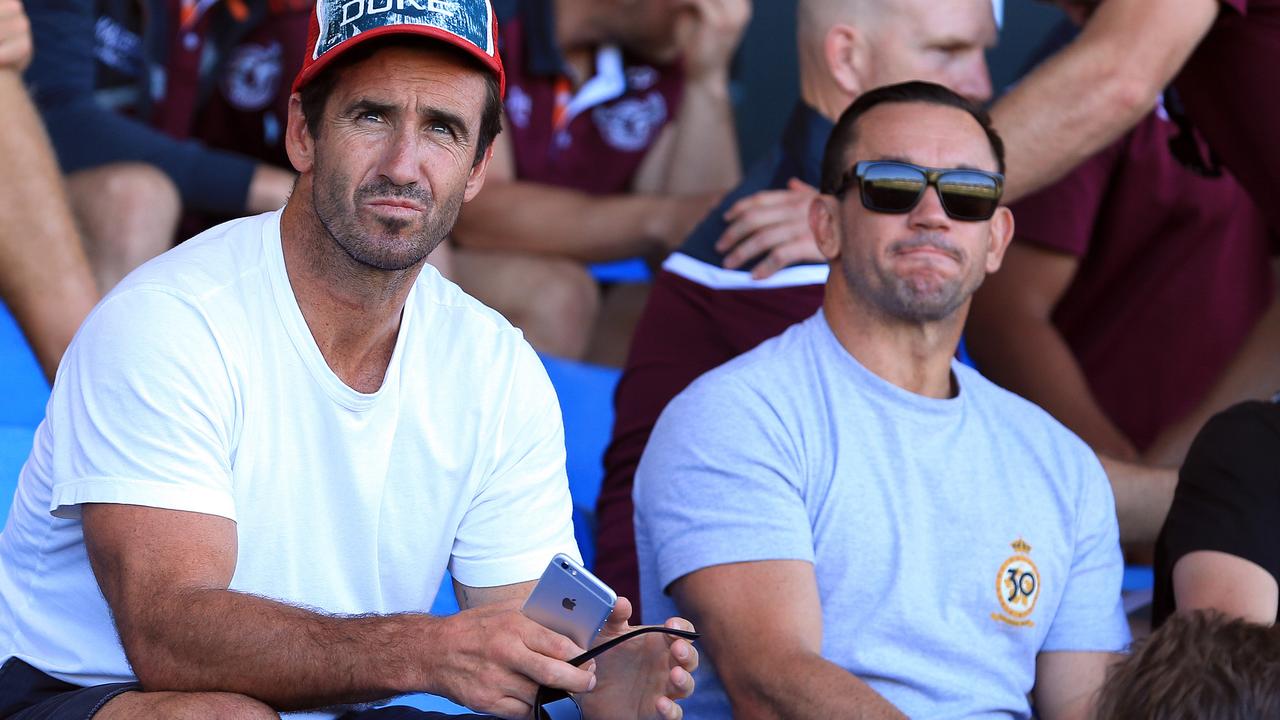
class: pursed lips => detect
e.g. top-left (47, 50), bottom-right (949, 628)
top-left (365, 197), bottom-right (426, 214)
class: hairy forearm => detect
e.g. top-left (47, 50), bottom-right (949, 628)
top-left (723, 650), bottom-right (905, 720)
top-left (967, 314), bottom-right (1137, 459)
top-left (121, 586), bottom-right (434, 710)
top-left (660, 78), bottom-right (740, 194)
top-left (1098, 455), bottom-right (1176, 545)
top-left (452, 182), bottom-right (676, 262)
top-left (0, 71), bottom-right (97, 380)
top-left (993, 0), bottom-right (1216, 203)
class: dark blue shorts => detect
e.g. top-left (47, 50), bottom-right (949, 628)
top-left (0, 658), bottom-right (137, 720)
top-left (0, 657), bottom-right (494, 719)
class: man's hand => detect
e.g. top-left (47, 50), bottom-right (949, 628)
top-left (677, 0), bottom-right (751, 84)
top-left (577, 597), bottom-right (698, 720)
top-left (425, 600), bottom-right (598, 719)
top-left (0, 0), bottom-right (32, 72)
top-left (716, 178), bottom-right (822, 278)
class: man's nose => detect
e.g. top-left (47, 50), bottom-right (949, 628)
top-left (909, 182), bottom-right (953, 230)
top-left (957, 57), bottom-right (994, 105)
top-left (377, 126), bottom-right (421, 187)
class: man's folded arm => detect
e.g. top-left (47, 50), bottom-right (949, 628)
top-left (81, 502), bottom-right (592, 714)
top-left (669, 560), bottom-right (906, 720)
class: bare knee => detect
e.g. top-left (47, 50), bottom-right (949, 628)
top-left (522, 259), bottom-right (600, 358)
top-left (96, 690), bottom-right (277, 720)
top-left (66, 162), bottom-right (182, 289)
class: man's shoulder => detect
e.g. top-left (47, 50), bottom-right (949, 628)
top-left (409, 264), bottom-right (529, 349)
top-left (114, 212), bottom-right (271, 303)
top-left (957, 363), bottom-right (1099, 466)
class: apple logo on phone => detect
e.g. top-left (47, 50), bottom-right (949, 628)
top-left (562, 597), bottom-right (576, 611)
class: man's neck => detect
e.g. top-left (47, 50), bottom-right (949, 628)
top-left (554, 0), bottom-right (608, 86)
top-left (279, 193), bottom-right (422, 394)
top-left (822, 278), bottom-right (964, 399)
top-left (798, 53), bottom-right (854, 122)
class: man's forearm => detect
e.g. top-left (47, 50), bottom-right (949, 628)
top-left (1098, 455), bottom-right (1176, 545)
top-left (121, 586), bottom-right (436, 710)
top-left (452, 182), bottom-right (704, 262)
top-left (659, 77), bottom-right (740, 194)
top-left (723, 650), bottom-right (905, 720)
top-left (993, 0), bottom-right (1218, 203)
top-left (0, 71), bottom-right (97, 380)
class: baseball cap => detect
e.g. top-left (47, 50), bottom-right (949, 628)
top-left (292, 0), bottom-right (505, 95)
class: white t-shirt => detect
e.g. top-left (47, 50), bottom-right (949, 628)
top-left (0, 210), bottom-right (579, 691)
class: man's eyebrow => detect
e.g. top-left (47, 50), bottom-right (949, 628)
top-left (870, 155), bottom-right (991, 172)
top-left (419, 106), bottom-right (472, 138)
top-left (345, 98), bottom-right (397, 117)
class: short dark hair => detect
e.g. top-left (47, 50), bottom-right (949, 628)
top-left (298, 37), bottom-right (503, 167)
top-left (819, 81), bottom-right (1006, 195)
top-left (1094, 610), bottom-right (1280, 720)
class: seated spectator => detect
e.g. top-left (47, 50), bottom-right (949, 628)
top-left (25, 0), bottom-right (304, 291)
top-left (992, 0), bottom-right (1280, 225)
top-left (969, 2), bottom-right (1279, 548)
top-left (0, 0), bottom-right (97, 381)
top-left (0, 3), bottom-right (697, 717)
top-left (1153, 399), bottom-right (1280, 627)
top-left (1094, 610), bottom-right (1280, 720)
top-left (635, 82), bottom-right (1128, 718)
top-left (597, 0), bottom-right (998, 611)
top-left (444, 0), bottom-right (749, 360)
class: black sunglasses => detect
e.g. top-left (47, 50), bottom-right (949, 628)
top-left (828, 161), bottom-right (1005, 222)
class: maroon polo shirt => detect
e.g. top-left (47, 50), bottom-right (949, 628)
top-left (1008, 109), bottom-right (1276, 451)
top-left (498, 3), bottom-right (685, 194)
top-left (1175, 0), bottom-right (1280, 232)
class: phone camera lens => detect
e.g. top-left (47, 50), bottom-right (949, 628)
top-left (561, 562), bottom-right (568, 569)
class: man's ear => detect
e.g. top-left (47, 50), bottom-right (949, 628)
top-left (810, 194), bottom-right (843, 262)
top-left (825, 23), bottom-right (870, 99)
top-left (983, 206), bottom-right (1016, 274)
top-left (463, 143), bottom-right (495, 203)
top-left (285, 93), bottom-right (315, 175)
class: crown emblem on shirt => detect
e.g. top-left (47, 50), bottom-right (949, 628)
top-left (992, 538), bottom-right (1040, 629)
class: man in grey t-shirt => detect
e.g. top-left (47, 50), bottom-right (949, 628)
top-left (634, 81), bottom-right (1129, 719)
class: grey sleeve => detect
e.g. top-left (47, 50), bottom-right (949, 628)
top-left (634, 374), bottom-right (813, 595)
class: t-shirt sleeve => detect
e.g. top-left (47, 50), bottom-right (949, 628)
top-left (1007, 136), bottom-right (1124, 258)
top-left (1040, 451), bottom-right (1130, 653)
top-left (47, 287), bottom-right (238, 521)
top-left (1157, 402), bottom-right (1280, 585)
top-left (635, 373), bottom-right (811, 595)
top-left (448, 341), bottom-right (580, 588)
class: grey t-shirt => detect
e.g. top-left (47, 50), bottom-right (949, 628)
top-left (635, 311), bottom-right (1129, 719)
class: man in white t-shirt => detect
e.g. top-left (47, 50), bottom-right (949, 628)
top-left (634, 81), bottom-right (1129, 718)
top-left (0, 3), bottom-right (697, 719)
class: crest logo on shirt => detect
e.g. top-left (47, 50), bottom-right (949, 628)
top-left (506, 86), bottom-right (532, 128)
top-left (222, 42), bottom-right (284, 111)
top-left (592, 92), bottom-right (667, 152)
top-left (991, 538), bottom-right (1040, 628)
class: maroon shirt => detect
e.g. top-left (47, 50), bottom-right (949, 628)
top-left (1175, 0), bottom-right (1280, 232)
top-left (1009, 109), bottom-right (1276, 451)
top-left (498, 8), bottom-right (684, 194)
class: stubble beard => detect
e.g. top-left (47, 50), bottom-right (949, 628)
top-left (843, 233), bottom-right (984, 324)
top-left (313, 172), bottom-right (463, 273)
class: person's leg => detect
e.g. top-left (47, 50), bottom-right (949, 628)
top-left (450, 247), bottom-right (600, 360)
top-left (64, 162), bottom-right (182, 293)
top-left (91, 690), bottom-right (277, 720)
top-left (584, 283), bottom-right (650, 368)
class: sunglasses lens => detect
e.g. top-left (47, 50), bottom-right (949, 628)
top-left (937, 171), bottom-right (1001, 220)
top-left (860, 164), bottom-right (926, 213)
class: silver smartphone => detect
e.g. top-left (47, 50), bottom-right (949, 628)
top-left (522, 553), bottom-right (617, 650)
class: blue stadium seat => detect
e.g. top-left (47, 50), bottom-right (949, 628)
top-left (0, 425), bottom-right (36, 527)
top-left (0, 302), bottom-right (51, 428)
top-left (539, 355), bottom-right (622, 571)
top-left (589, 258), bottom-right (651, 285)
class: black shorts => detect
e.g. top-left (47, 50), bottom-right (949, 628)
top-left (0, 657), bottom-right (493, 719)
top-left (0, 658), bottom-right (137, 720)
